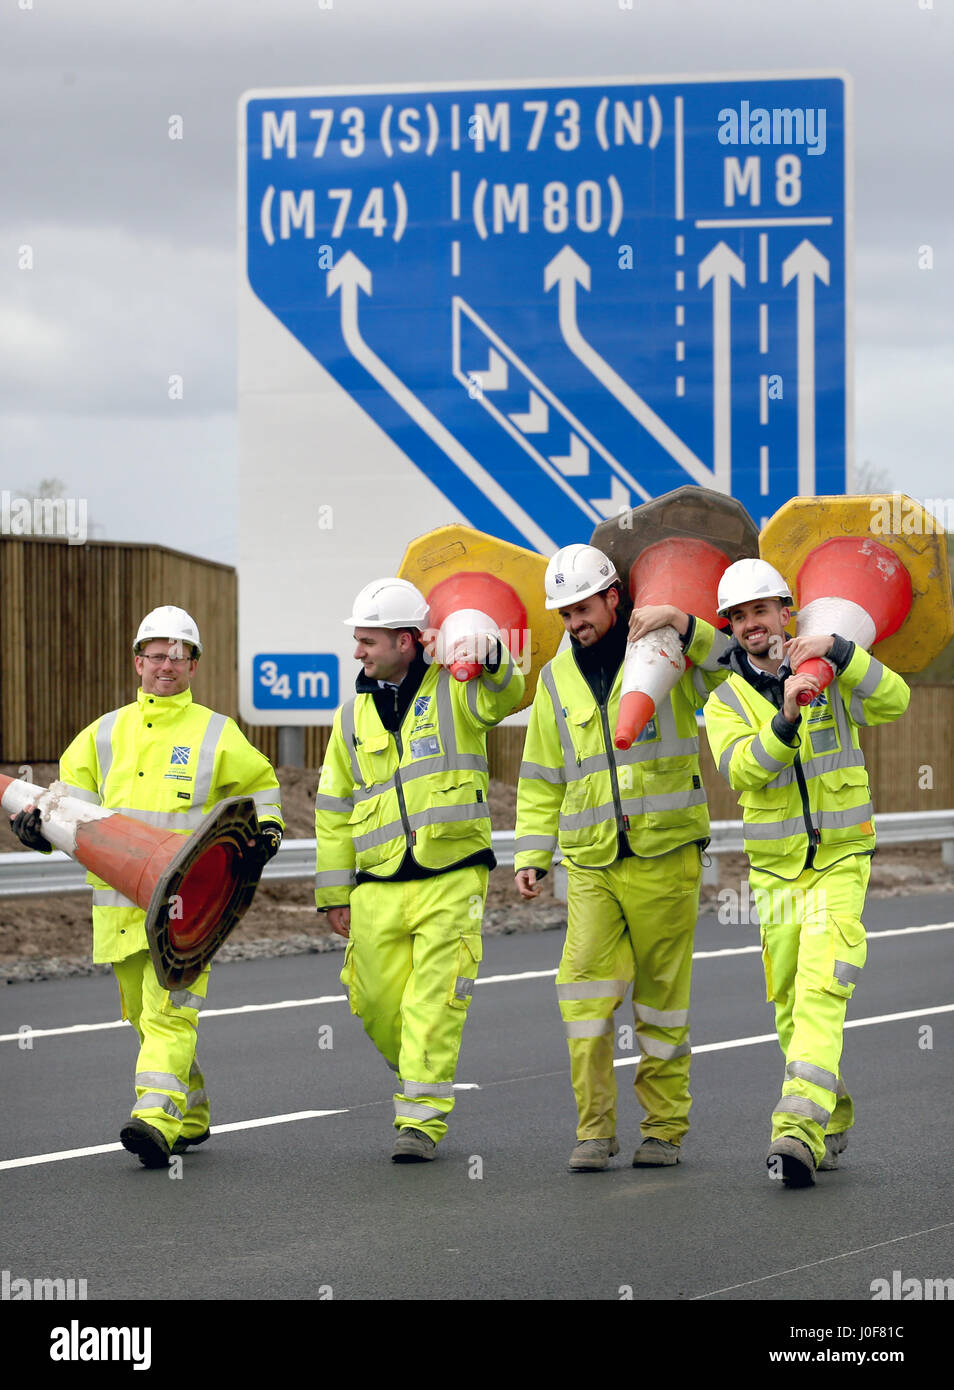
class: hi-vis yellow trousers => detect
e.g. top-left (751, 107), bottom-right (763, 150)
top-left (340, 865), bottom-right (488, 1143)
top-left (558, 844), bottom-right (701, 1143)
top-left (753, 854), bottom-right (870, 1165)
top-left (113, 950), bottom-right (211, 1147)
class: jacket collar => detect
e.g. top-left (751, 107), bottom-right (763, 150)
top-left (718, 639), bottom-right (791, 691)
top-left (355, 646), bottom-right (431, 733)
top-left (136, 686), bottom-right (194, 717)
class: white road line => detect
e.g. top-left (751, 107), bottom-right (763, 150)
top-left (613, 1002), bottom-right (954, 1069)
top-left (3, 924), bottom-right (951, 1044)
top-left (4, 1005), bottom-right (952, 1172)
top-left (693, 1220), bottom-right (954, 1299)
top-left (0, 1110), bottom-right (348, 1171)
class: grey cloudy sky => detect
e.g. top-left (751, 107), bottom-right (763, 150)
top-left (2, 0), bottom-right (951, 564)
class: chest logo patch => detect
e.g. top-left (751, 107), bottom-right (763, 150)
top-left (170, 746), bottom-right (192, 764)
top-left (413, 695), bottom-right (431, 718)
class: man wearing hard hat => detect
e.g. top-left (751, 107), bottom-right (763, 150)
top-left (9, 606), bottom-right (283, 1169)
top-left (703, 559), bottom-right (910, 1187)
top-left (315, 578), bottom-right (524, 1162)
top-left (514, 544), bottom-right (729, 1172)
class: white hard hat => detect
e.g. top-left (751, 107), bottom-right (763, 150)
top-left (716, 559), bottom-right (794, 617)
top-left (344, 577), bottom-right (429, 631)
top-left (133, 605), bottom-right (202, 655)
top-left (544, 544), bottom-right (619, 610)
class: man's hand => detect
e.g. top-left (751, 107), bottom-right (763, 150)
top-left (515, 868), bottom-right (541, 901)
top-left (255, 823), bottom-right (283, 862)
top-left (628, 605), bottom-right (688, 641)
top-left (782, 672), bottom-right (821, 721)
top-left (784, 634), bottom-right (834, 671)
top-left (326, 906), bottom-right (351, 939)
top-left (9, 807), bottom-right (52, 854)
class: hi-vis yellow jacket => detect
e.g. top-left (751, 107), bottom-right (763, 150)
top-left (514, 619), bottom-right (727, 871)
top-left (59, 688), bottom-right (283, 963)
top-left (704, 646), bottom-right (910, 880)
top-left (314, 649), bottom-right (524, 908)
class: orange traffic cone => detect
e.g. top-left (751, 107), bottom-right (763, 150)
top-left (1, 775), bottom-right (264, 989)
top-left (792, 537), bottom-right (914, 704)
top-left (424, 571), bottom-right (528, 682)
top-left (615, 537), bottom-right (731, 749)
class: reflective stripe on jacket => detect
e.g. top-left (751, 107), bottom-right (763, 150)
top-left (314, 647), bottom-right (525, 908)
top-left (514, 618), bottom-right (727, 871)
top-left (59, 688), bottom-right (283, 962)
top-left (703, 645), bottom-right (910, 879)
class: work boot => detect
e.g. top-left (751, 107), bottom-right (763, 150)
top-left (391, 1128), bottom-right (438, 1163)
top-left (818, 1131), bottom-right (848, 1171)
top-left (120, 1119), bottom-right (171, 1169)
top-left (767, 1136), bottom-right (816, 1187)
top-left (632, 1137), bottom-right (681, 1167)
top-left (172, 1128), bottom-right (211, 1156)
top-left (568, 1137), bottom-right (620, 1172)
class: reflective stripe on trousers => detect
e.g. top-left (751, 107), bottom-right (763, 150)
top-left (342, 867), bottom-right (488, 1144)
top-left (756, 855), bottom-right (869, 1164)
top-left (557, 847), bottom-right (700, 1143)
top-left (114, 949), bottom-right (211, 1146)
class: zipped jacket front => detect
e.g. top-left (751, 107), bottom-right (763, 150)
top-left (59, 689), bottom-right (283, 961)
top-left (514, 617), bottom-right (728, 871)
top-left (703, 644), bottom-right (910, 880)
top-left (314, 647), bottom-right (525, 908)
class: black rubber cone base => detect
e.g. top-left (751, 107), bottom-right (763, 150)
top-left (145, 797), bottom-right (265, 991)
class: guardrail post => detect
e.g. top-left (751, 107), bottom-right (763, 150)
top-left (701, 855), bottom-right (721, 887)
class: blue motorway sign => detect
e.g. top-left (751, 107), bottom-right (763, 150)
top-left (253, 653), bottom-right (339, 710)
top-left (243, 74), bottom-right (848, 549)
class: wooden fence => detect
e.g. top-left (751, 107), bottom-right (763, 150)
top-left (2, 536), bottom-right (951, 813)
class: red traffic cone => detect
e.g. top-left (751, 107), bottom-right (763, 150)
top-left (424, 571), bottom-right (528, 682)
top-left (615, 537), bottom-right (731, 749)
top-left (792, 537), bottom-right (914, 704)
top-left (1, 775), bottom-right (265, 989)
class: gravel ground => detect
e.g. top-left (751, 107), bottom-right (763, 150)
top-left (2, 763), bottom-right (950, 984)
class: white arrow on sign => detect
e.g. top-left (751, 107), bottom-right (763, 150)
top-left (471, 348), bottom-right (508, 394)
top-left (509, 391), bottom-right (549, 433)
top-left (782, 239), bottom-right (829, 497)
top-left (589, 476), bottom-right (630, 518)
top-left (698, 241), bottom-right (745, 495)
top-left (549, 434), bottom-right (590, 477)
top-left (544, 245), bottom-right (717, 489)
top-left (327, 253), bottom-right (555, 554)
top-left (453, 295), bottom-right (651, 522)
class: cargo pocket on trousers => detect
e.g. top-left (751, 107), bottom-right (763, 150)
top-left (759, 928), bottom-right (777, 1003)
top-left (447, 933), bottom-right (482, 1011)
top-left (825, 915), bottom-right (867, 1000)
top-left (341, 938), bottom-right (360, 1016)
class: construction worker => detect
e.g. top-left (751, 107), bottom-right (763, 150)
top-left (9, 605), bottom-right (283, 1169)
top-left (315, 577), bottom-right (524, 1162)
top-left (703, 559), bottom-right (910, 1187)
top-left (514, 544), bottom-right (729, 1172)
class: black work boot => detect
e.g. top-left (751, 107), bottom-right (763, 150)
top-left (120, 1119), bottom-right (171, 1169)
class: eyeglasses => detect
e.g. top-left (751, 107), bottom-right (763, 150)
top-left (139, 652), bottom-right (193, 666)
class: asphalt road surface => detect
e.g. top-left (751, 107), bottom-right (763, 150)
top-left (2, 893), bottom-right (952, 1325)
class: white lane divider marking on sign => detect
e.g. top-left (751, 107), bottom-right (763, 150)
top-left (326, 251), bottom-right (554, 554)
top-left (545, 244), bottom-right (714, 490)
